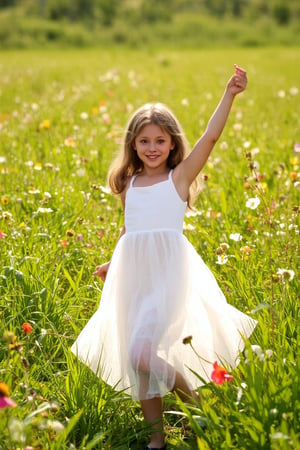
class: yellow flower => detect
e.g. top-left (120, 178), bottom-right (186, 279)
top-left (1, 196), bottom-right (8, 205)
top-left (39, 119), bottom-right (51, 129)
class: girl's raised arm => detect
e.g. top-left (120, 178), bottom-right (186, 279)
top-left (175, 65), bottom-right (247, 193)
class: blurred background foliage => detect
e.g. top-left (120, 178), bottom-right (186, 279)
top-left (0, 0), bottom-right (299, 48)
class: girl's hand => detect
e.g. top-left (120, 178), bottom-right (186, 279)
top-left (93, 261), bottom-right (110, 282)
top-left (227, 64), bottom-right (248, 96)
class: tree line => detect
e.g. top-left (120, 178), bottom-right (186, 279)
top-left (0, 0), bottom-right (297, 26)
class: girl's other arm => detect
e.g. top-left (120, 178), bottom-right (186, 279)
top-left (176, 65), bottom-right (247, 191)
top-left (93, 188), bottom-right (127, 282)
top-left (93, 225), bottom-right (126, 281)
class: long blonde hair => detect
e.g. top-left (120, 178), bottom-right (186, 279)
top-left (108, 103), bottom-right (198, 207)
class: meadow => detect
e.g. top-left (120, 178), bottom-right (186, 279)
top-left (0, 47), bottom-right (299, 449)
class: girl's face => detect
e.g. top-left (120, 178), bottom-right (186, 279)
top-left (134, 124), bottom-right (174, 171)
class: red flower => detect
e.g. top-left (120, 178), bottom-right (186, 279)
top-left (211, 361), bottom-right (233, 385)
top-left (22, 322), bottom-right (33, 335)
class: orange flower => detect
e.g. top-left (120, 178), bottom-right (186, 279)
top-left (60, 239), bottom-right (69, 247)
top-left (22, 322), bottom-right (33, 335)
top-left (0, 382), bottom-right (16, 408)
top-left (211, 361), bottom-right (233, 384)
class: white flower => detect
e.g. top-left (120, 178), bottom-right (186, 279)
top-left (289, 86), bottom-right (298, 96)
top-left (276, 268), bottom-right (295, 281)
top-left (0, 156), bottom-right (7, 163)
top-left (251, 345), bottom-right (263, 356)
top-left (8, 418), bottom-right (26, 443)
top-left (216, 254), bottom-right (228, 265)
top-left (46, 420), bottom-right (65, 433)
top-left (181, 98), bottom-right (189, 106)
top-left (76, 168), bottom-right (86, 177)
top-left (219, 141), bottom-right (228, 151)
top-left (265, 349), bottom-right (273, 358)
top-left (230, 233), bottom-right (242, 242)
top-left (184, 223), bottom-right (195, 231)
top-left (246, 197), bottom-right (260, 209)
top-left (80, 112), bottom-right (88, 120)
top-left (37, 207), bottom-right (53, 214)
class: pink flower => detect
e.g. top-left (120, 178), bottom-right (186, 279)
top-left (211, 361), bottom-right (233, 384)
top-left (0, 231), bottom-right (6, 239)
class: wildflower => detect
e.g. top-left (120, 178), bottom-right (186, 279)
top-left (0, 382), bottom-right (16, 408)
top-left (3, 331), bottom-right (16, 344)
top-left (294, 143), bottom-right (300, 153)
top-left (2, 211), bottom-right (13, 220)
top-left (34, 163), bottom-right (42, 171)
top-left (230, 233), bottom-right (242, 242)
top-left (240, 245), bottom-right (252, 254)
top-left (250, 344), bottom-right (263, 357)
top-left (102, 113), bottom-right (110, 124)
top-left (211, 362), bottom-right (233, 384)
top-left (290, 87), bottom-right (299, 96)
top-left (246, 197), bottom-right (260, 210)
top-left (39, 119), bottom-right (51, 129)
top-left (276, 268), bottom-right (295, 281)
top-left (37, 207), bottom-right (53, 214)
top-left (265, 349), bottom-right (273, 358)
top-left (290, 172), bottom-right (297, 180)
top-left (294, 181), bottom-right (300, 191)
top-left (22, 322), bottom-right (33, 335)
top-left (60, 239), bottom-right (69, 247)
top-left (290, 156), bottom-right (299, 166)
top-left (182, 335), bottom-right (193, 345)
top-left (0, 231), bottom-right (6, 239)
top-left (216, 254), bottom-right (228, 265)
top-left (46, 419), bottom-right (65, 433)
top-left (233, 123), bottom-right (242, 131)
top-left (1, 196), bottom-right (8, 205)
top-left (66, 229), bottom-right (75, 237)
top-left (219, 141), bottom-right (228, 151)
top-left (64, 136), bottom-right (76, 147)
top-left (80, 112), bottom-right (88, 120)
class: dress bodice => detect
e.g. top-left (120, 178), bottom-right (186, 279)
top-left (125, 170), bottom-right (187, 233)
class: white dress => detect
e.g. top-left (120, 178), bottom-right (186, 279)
top-left (71, 171), bottom-right (257, 400)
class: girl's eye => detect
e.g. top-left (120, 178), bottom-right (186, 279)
top-left (157, 140), bottom-right (165, 144)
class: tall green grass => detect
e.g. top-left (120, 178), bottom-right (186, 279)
top-left (0, 47), bottom-right (299, 449)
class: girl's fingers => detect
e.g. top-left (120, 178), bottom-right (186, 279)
top-left (234, 64), bottom-right (247, 77)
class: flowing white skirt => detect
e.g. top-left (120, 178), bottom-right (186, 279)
top-left (71, 229), bottom-right (257, 400)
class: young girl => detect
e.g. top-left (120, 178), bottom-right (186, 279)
top-left (71, 65), bottom-right (257, 449)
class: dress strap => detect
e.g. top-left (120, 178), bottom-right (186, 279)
top-left (168, 169), bottom-right (173, 180)
top-left (130, 175), bottom-right (137, 188)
